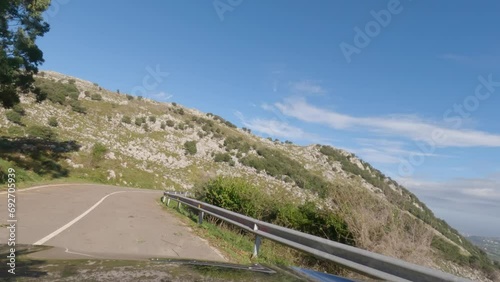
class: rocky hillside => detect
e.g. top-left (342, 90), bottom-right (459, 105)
top-left (0, 71), bottom-right (498, 281)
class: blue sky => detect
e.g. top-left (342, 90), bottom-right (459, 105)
top-left (38, 1), bottom-right (499, 236)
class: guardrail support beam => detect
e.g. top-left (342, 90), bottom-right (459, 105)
top-left (198, 205), bottom-right (205, 225)
top-left (177, 201), bottom-right (181, 210)
top-left (252, 224), bottom-right (261, 258)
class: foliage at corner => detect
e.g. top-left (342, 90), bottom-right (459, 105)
top-left (0, 0), bottom-right (51, 108)
top-left (184, 141), bottom-right (197, 155)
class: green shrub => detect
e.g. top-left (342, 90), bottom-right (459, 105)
top-left (172, 102), bottom-right (177, 107)
top-left (48, 117), bottom-right (58, 127)
top-left (93, 82), bottom-right (98, 86)
top-left (184, 141), bottom-right (197, 155)
top-left (240, 147), bottom-right (330, 197)
top-left (68, 79), bottom-right (76, 84)
top-left (126, 94), bottom-right (134, 100)
top-left (166, 120), bottom-right (175, 127)
top-left (84, 90), bottom-right (91, 97)
top-left (177, 108), bottom-right (184, 115)
top-left (160, 121), bottom-right (166, 129)
top-left (6, 111), bottom-right (22, 125)
top-left (135, 117), bottom-right (145, 126)
top-left (137, 96), bottom-right (143, 101)
top-left (224, 136), bottom-right (250, 153)
top-left (90, 93), bottom-right (102, 101)
top-left (47, 91), bottom-right (66, 104)
top-left (142, 123), bottom-right (149, 132)
top-left (7, 126), bottom-right (23, 136)
top-left (213, 114), bottom-right (237, 128)
top-left (91, 142), bottom-right (107, 167)
top-left (27, 125), bottom-right (56, 140)
top-left (69, 92), bottom-right (79, 100)
top-left (121, 116), bottom-right (131, 124)
top-left (149, 115), bottom-right (156, 123)
top-left (34, 78), bottom-right (79, 104)
top-left (69, 100), bottom-right (87, 114)
top-left (214, 152), bottom-right (231, 163)
top-left (198, 177), bottom-right (353, 244)
top-left (12, 104), bottom-right (26, 116)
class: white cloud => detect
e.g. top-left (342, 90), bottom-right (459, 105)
top-left (275, 97), bottom-right (500, 148)
top-left (244, 119), bottom-right (306, 139)
top-left (289, 80), bottom-right (326, 95)
top-left (235, 111), bottom-right (322, 141)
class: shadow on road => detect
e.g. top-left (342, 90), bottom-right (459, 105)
top-left (0, 244), bottom-right (49, 281)
top-left (0, 136), bottom-right (81, 182)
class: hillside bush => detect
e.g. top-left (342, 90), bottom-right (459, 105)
top-left (197, 177), bottom-right (353, 244)
top-left (214, 152), bottom-right (231, 163)
top-left (69, 92), bottom-right (79, 100)
top-left (47, 91), bottom-right (65, 104)
top-left (35, 78), bottom-right (79, 104)
top-left (48, 117), bottom-right (58, 127)
top-left (121, 116), bottom-right (131, 124)
top-left (91, 142), bottom-right (107, 167)
top-left (12, 104), bottom-right (26, 116)
top-left (6, 111), bottom-right (22, 125)
top-left (160, 121), bottom-right (166, 129)
top-left (90, 93), bottom-right (102, 101)
top-left (126, 94), bottom-right (134, 100)
top-left (184, 141), bottom-right (197, 155)
top-left (135, 117), bottom-right (146, 126)
top-left (142, 123), bottom-right (149, 132)
top-left (223, 136), bottom-right (250, 153)
top-left (240, 147), bottom-right (330, 197)
top-left (27, 125), bottom-right (56, 140)
top-left (149, 115), bottom-right (156, 123)
top-left (69, 100), bottom-right (87, 114)
top-left (166, 120), bottom-right (175, 127)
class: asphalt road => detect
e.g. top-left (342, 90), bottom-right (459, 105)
top-left (0, 184), bottom-right (225, 261)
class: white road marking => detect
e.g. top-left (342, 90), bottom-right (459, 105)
top-left (33, 190), bottom-right (159, 246)
top-left (65, 248), bottom-right (99, 258)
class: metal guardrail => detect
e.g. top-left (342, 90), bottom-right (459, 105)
top-left (162, 191), bottom-right (472, 282)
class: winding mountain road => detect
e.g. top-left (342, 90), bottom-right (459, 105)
top-left (0, 184), bottom-right (225, 261)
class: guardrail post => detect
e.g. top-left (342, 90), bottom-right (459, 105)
top-left (177, 200), bottom-right (181, 210)
top-left (252, 224), bottom-right (261, 258)
top-left (167, 197), bottom-right (170, 206)
top-left (198, 204), bottom-right (204, 225)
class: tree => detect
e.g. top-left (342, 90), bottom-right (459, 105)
top-left (0, 0), bottom-right (51, 108)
